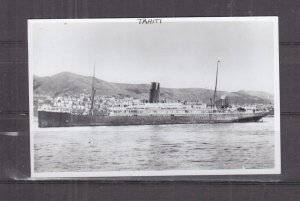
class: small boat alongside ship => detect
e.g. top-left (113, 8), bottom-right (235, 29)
top-left (37, 61), bottom-right (270, 128)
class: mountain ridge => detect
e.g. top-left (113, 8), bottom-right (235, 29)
top-left (33, 72), bottom-right (273, 105)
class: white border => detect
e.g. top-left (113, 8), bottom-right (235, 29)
top-left (28, 17), bottom-right (281, 178)
top-left (28, 20), bottom-right (34, 178)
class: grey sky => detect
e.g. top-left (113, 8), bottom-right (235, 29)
top-left (30, 18), bottom-right (277, 94)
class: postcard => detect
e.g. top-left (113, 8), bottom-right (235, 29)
top-left (28, 17), bottom-right (280, 177)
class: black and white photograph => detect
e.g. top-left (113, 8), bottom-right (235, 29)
top-left (28, 17), bottom-right (280, 177)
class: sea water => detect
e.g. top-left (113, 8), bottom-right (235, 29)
top-left (33, 117), bottom-right (274, 172)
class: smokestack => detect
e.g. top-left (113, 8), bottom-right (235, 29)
top-left (149, 82), bottom-right (160, 103)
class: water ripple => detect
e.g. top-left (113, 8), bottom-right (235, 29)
top-left (34, 117), bottom-right (275, 172)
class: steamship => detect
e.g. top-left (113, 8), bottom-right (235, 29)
top-left (37, 61), bottom-right (269, 128)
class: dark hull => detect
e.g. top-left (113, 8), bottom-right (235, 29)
top-left (38, 111), bottom-right (268, 128)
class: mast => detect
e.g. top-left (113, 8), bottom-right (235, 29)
top-left (90, 62), bottom-right (96, 115)
top-left (213, 60), bottom-right (220, 107)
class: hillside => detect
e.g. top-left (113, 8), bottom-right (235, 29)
top-left (33, 72), bottom-right (273, 105)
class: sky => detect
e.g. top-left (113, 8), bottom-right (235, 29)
top-left (29, 18), bottom-right (278, 94)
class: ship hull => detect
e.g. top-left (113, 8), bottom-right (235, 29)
top-left (38, 111), bottom-right (269, 128)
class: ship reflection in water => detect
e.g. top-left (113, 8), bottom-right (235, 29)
top-left (34, 116), bottom-right (274, 172)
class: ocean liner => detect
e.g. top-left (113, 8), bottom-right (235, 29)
top-left (37, 61), bottom-right (270, 128)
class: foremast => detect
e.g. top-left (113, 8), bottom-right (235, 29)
top-left (89, 63), bottom-right (96, 115)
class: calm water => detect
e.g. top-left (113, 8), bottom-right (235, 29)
top-left (34, 117), bottom-right (274, 172)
